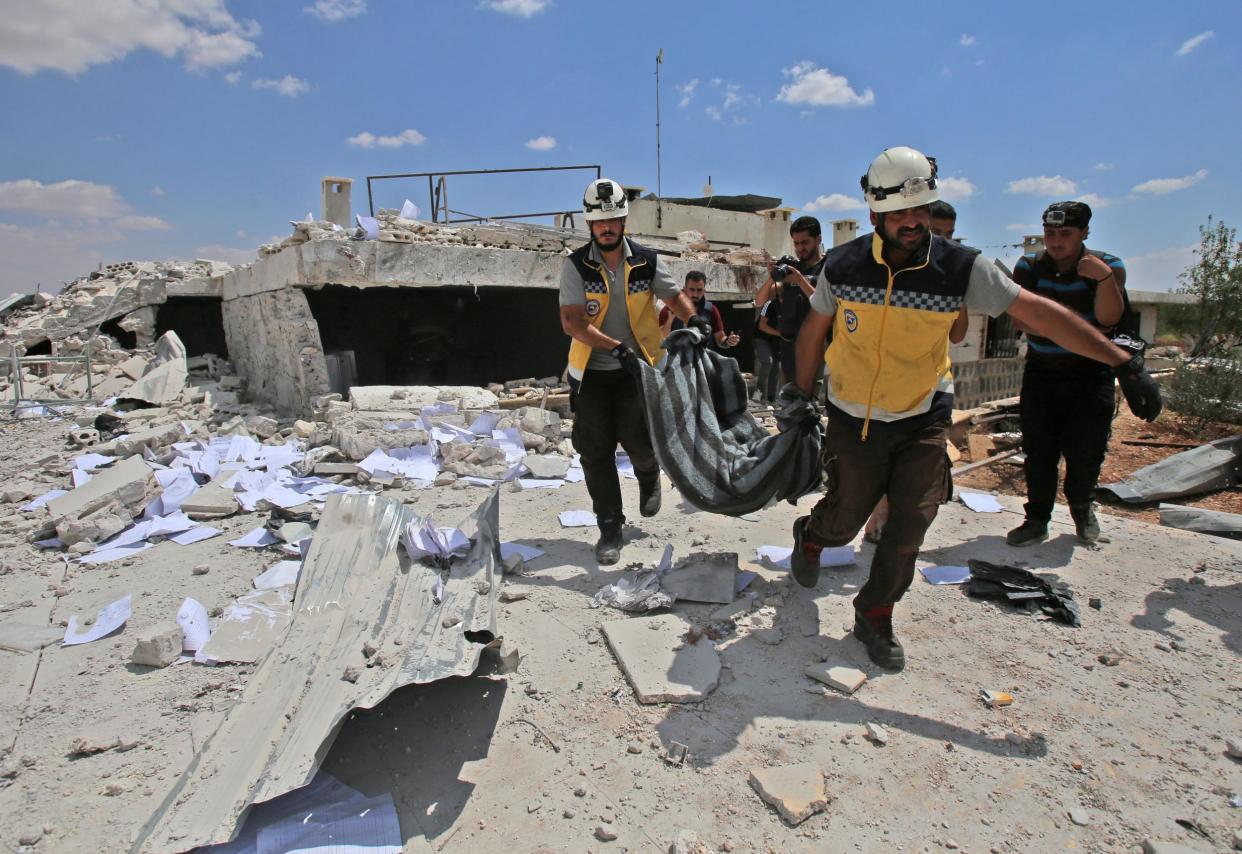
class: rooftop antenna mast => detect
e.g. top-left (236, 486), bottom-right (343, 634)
top-left (655, 47), bottom-right (663, 229)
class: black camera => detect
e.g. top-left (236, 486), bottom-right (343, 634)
top-left (771, 255), bottom-right (798, 282)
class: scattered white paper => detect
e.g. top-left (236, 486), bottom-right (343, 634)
top-left (399, 198), bottom-right (420, 220)
top-left (500, 542), bottom-right (545, 562)
top-left (400, 518), bottom-right (470, 562)
top-left (355, 214), bottom-right (379, 240)
top-left (919, 565), bottom-right (972, 585)
top-left (22, 490), bottom-right (66, 512)
top-left (489, 428), bottom-right (526, 464)
top-left (565, 465), bottom-right (585, 483)
top-left (960, 492), bottom-right (1004, 513)
top-left (518, 478), bottom-right (564, 490)
top-left (459, 476), bottom-right (497, 487)
top-left (358, 446), bottom-right (438, 482)
top-left (559, 510), bottom-right (597, 528)
top-left (71, 469), bottom-right (92, 488)
top-left (63, 594), bottom-right (132, 646)
top-left (467, 411), bottom-right (501, 436)
top-left (756, 544), bottom-right (856, 569)
top-left (177, 596), bottom-right (211, 651)
top-left (73, 453), bottom-right (116, 471)
top-left (144, 467), bottom-right (199, 517)
top-left (254, 560), bottom-right (302, 590)
top-left (169, 526), bottom-right (221, 545)
top-left (229, 527), bottom-right (280, 548)
top-left (614, 451), bottom-right (638, 480)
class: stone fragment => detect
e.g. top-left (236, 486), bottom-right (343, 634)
top-left (660, 552), bottom-right (738, 605)
top-left (245, 415), bottom-right (280, 439)
top-left (1141, 841), bottom-right (1213, 854)
top-left (107, 422), bottom-right (184, 457)
top-left (119, 330), bottom-right (188, 405)
top-left (865, 722), bottom-right (889, 745)
top-left (48, 455), bottom-right (154, 542)
top-left (56, 500), bottom-right (133, 547)
top-left (752, 627), bottom-right (784, 645)
top-left (130, 623), bottom-right (182, 667)
top-left (520, 454), bottom-right (571, 479)
top-left (594, 825), bottom-right (618, 842)
top-left (748, 763), bottom-right (829, 826)
top-left (498, 588), bottom-right (529, 603)
top-left (804, 664), bottom-right (867, 695)
top-left (434, 472), bottom-right (458, 487)
top-left (181, 482), bottom-right (239, 519)
top-left (192, 564), bottom-right (210, 576)
top-left (1226, 737), bottom-right (1242, 759)
top-left (671, 829), bottom-right (710, 854)
top-left (602, 614), bottom-right (720, 704)
top-left (292, 419), bottom-right (316, 438)
top-left (1068, 808), bottom-right (1090, 826)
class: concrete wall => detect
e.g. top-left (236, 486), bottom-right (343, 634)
top-left (953, 356), bottom-right (1024, 409)
top-left (626, 199), bottom-right (792, 257)
top-left (222, 286), bottom-right (330, 416)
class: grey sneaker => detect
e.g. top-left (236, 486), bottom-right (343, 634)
top-left (1006, 519), bottom-right (1048, 547)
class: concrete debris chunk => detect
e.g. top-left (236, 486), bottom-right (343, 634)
top-left (804, 663), bottom-right (867, 695)
top-left (602, 614), bottom-right (720, 704)
top-left (119, 330), bottom-right (189, 405)
top-left (130, 623), bottom-right (183, 668)
top-left (47, 456), bottom-right (155, 546)
top-left (520, 453), bottom-right (571, 479)
top-left (865, 722), bottom-right (889, 745)
top-left (661, 552), bottom-right (738, 604)
top-left (181, 482), bottom-right (240, 520)
top-left (748, 763), bottom-right (829, 826)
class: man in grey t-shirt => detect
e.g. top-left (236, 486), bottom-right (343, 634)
top-left (559, 178), bottom-right (702, 565)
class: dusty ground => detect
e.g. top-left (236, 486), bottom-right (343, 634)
top-left (957, 409), bottom-right (1242, 526)
top-left (0, 410), bottom-right (1240, 854)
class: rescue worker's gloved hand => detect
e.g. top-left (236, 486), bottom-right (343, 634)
top-left (610, 343), bottom-right (641, 379)
top-left (687, 315), bottom-right (713, 340)
top-left (1116, 359), bottom-right (1162, 422)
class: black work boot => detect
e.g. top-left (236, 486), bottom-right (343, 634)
top-left (1006, 519), bottom-right (1048, 547)
top-left (790, 516), bottom-right (822, 589)
top-left (1071, 504), bottom-right (1101, 544)
top-left (853, 606), bottom-right (906, 671)
top-left (638, 476), bottom-right (662, 518)
top-left (594, 515), bottom-right (624, 566)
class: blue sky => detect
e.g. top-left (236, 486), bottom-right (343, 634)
top-left (1, 0), bottom-right (1237, 294)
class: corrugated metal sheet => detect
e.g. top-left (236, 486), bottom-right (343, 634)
top-left (131, 488), bottom-right (502, 852)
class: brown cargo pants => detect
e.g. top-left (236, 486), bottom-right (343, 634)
top-left (804, 416), bottom-right (952, 612)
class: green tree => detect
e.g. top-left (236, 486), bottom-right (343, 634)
top-left (1179, 217), bottom-right (1242, 357)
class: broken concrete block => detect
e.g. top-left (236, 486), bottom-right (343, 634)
top-left (748, 764), bottom-right (829, 826)
top-left (292, 419), bottom-right (315, 438)
top-left (661, 552), bottom-right (738, 605)
top-left (119, 330), bottom-right (188, 405)
top-left (602, 614), bottom-right (720, 704)
top-left (245, 415), bottom-right (280, 439)
top-left (865, 722), bottom-right (889, 745)
top-left (116, 354), bottom-right (149, 381)
top-left (69, 427), bottom-right (99, 447)
top-left (520, 454), bottom-right (571, 479)
top-left (130, 623), bottom-right (182, 668)
top-left (181, 482), bottom-right (239, 519)
top-left (313, 462), bottom-right (360, 477)
top-left (107, 422), bottom-right (184, 457)
top-left (47, 455), bottom-right (154, 540)
top-left (518, 406), bottom-right (561, 439)
top-left (57, 501), bottom-right (132, 547)
top-left (333, 420), bottom-right (429, 461)
top-left (804, 664), bottom-right (867, 695)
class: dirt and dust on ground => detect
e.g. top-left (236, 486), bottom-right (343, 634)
top-left (0, 363), bottom-right (1239, 854)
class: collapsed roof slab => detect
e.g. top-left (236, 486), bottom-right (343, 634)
top-left (220, 239), bottom-right (764, 416)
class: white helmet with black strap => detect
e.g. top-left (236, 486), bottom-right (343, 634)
top-left (860, 147), bottom-right (940, 213)
top-left (583, 178), bottom-right (628, 221)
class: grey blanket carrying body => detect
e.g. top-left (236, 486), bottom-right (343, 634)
top-left (633, 328), bottom-right (823, 516)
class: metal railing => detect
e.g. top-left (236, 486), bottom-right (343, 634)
top-left (365, 165), bottom-right (601, 225)
top-left (8, 342), bottom-right (95, 410)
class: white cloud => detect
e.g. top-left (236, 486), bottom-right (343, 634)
top-left (346, 129), bottom-right (427, 149)
top-left (235, 229), bottom-right (246, 239)
top-left (677, 79), bottom-right (698, 108)
top-left (1093, 162), bottom-right (1114, 171)
top-left (525, 135), bottom-right (557, 151)
top-left (1005, 175), bottom-right (1078, 196)
top-left (0, 1), bottom-right (262, 75)
top-left (704, 106), bottom-right (721, 121)
top-left (937, 177), bottom-right (977, 201)
top-left (1175, 30), bottom-right (1214, 57)
top-left (114, 215), bottom-right (172, 231)
top-left (481, 0), bottom-right (549, 18)
top-left (959, 34), bottom-right (977, 47)
top-left (151, 186), bottom-right (166, 197)
top-left (777, 61), bottom-right (874, 108)
top-left (802, 193), bottom-right (865, 213)
top-left (0, 179), bottom-right (130, 219)
top-left (1075, 192), bottom-right (1115, 208)
top-left (1131, 168), bottom-right (1208, 195)
top-left (305, 0), bottom-right (367, 22)
top-left (1125, 244), bottom-right (1198, 291)
top-left (252, 74), bottom-right (311, 97)
top-left (194, 243), bottom-right (259, 266)
top-left (702, 81), bottom-right (758, 123)
top-left (224, 70), bottom-right (242, 84)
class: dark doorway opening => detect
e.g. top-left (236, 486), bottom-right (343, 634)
top-left (304, 285), bottom-right (566, 387)
top-left (97, 319), bottom-right (136, 350)
top-left (156, 297), bottom-right (228, 358)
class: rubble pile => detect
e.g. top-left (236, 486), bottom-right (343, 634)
top-left (0, 259), bottom-right (231, 351)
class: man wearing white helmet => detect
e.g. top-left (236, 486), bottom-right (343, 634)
top-left (559, 178), bottom-right (704, 565)
top-left (787, 147), bottom-right (1162, 670)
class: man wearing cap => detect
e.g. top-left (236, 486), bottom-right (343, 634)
top-left (560, 178), bottom-right (704, 565)
top-left (1005, 201), bottom-right (1131, 547)
top-left (788, 148), bottom-right (1161, 671)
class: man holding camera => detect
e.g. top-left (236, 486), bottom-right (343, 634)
top-left (559, 178), bottom-right (704, 566)
top-left (756, 216), bottom-right (826, 383)
top-left (1006, 201), bottom-right (1132, 548)
top-left (788, 147), bottom-right (1161, 671)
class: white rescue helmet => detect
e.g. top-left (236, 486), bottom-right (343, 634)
top-left (583, 178), bottom-right (628, 221)
top-left (860, 146), bottom-right (939, 213)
